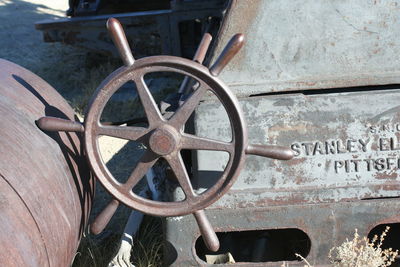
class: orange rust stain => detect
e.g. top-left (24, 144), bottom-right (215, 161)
top-left (269, 123), bottom-right (312, 135)
top-left (372, 49), bottom-right (381, 54)
top-left (286, 157), bottom-right (306, 166)
top-left (374, 171), bottom-right (398, 180)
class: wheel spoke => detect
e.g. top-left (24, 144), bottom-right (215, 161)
top-left (134, 75), bottom-right (163, 126)
top-left (181, 134), bottom-right (234, 153)
top-left (97, 125), bottom-right (148, 141)
top-left (169, 82), bottom-right (208, 129)
top-left (124, 152), bottom-right (158, 191)
top-left (166, 153), bottom-right (196, 200)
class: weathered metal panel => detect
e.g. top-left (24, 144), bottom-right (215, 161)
top-left (194, 89), bottom-right (400, 207)
top-left (163, 87), bottom-right (400, 266)
top-left (213, 0), bottom-right (400, 95)
top-left (35, 6), bottom-right (224, 57)
top-left (35, 11), bottom-right (170, 57)
top-left (165, 199), bottom-right (400, 266)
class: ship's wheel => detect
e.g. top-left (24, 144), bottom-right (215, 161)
top-left (37, 18), bottom-right (293, 251)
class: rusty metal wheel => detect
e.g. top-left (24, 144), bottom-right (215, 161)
top-left (84, 55), bottom-right (247, 217)
top-left (37, 18), bottom-right (294, 252)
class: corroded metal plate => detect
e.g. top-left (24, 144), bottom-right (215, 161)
top-left (194, 89), bottom-right (400, 208)
top-left (165, 199), bottom-right (400, 266)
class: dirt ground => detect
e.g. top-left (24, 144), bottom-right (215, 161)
top-left (0, 0), bottom-right (80, 94)
top-left (0, 0), bottom-right (122, 111)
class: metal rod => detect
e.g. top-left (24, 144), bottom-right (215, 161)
top-left (178, 33), bottom-right (213, 95)
top-left (210, 33), bottom-right (244, 76)
top-left (193, 33), bottom-right (212, 63)
top-left (178, 76), bottom-right (192, 95)
top-left (107, 18), bottom-right (135, 67)
top-left (36, 117), bottom-right (84, 132)
top-left (90, 199), bottom-right (120, 235)
top-left (193, 210), bottom-right (220, 252)
top-left (246, 144), bottom-right (294, 160)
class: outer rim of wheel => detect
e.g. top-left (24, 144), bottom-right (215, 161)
top-left (84, 56), bottom-right (248, 217)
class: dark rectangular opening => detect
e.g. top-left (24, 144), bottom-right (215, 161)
top-left (195, 228), bottom-right (311, 264)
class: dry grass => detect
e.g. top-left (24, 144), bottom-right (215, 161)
top-left (64, 58), bottom-right (120, 115)
top-left (328, 227), bottom-right (398, 267)
top-left (293, 227), bottom-right (398, 267)
top-left (130, 216), bottom-right (164, 267)
top-left (73, 231), bottom-right (121, 267)
top-left (73, 216), bottom-right (163, 267)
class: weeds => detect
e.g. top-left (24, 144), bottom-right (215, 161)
top-left (69, 60), bottom-right (119, 114)
top-left (72, 215), bottom-right (163, 267)
top-left (73, 230), bottom-right (121, 267)
top-left (130, 216), bottom-right (163, 267)
top-left (293, 227), bottom-right (398, 267)
top-left (329, 227), bottom-right (398, 267)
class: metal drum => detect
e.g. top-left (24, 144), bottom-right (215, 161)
top-left (0, 59), bottom-right (94, 266)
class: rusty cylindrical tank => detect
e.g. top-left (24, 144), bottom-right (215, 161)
top-left (0, 59), bottom-right (94, 266)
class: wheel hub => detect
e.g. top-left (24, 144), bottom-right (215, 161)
top-left (148, 126), bottom-right (179, 156)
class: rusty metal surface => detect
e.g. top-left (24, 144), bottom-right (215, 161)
top-left (37, 117), bottom-right (84, 132)
top-left (165, 199), bottom-right (400, 266)
top-left (0, 176), bottom-right (48, 266)
top-left (213, 0), bottom-right (400, 95)
top-left (194, 89), bottom-right (400, 207)
top-left (106, 18), bottom-right (135, 66)
top-left (0, 59), bottom-right (94, 266)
